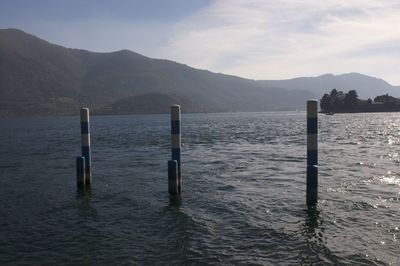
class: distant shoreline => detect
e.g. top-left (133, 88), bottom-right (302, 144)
top-left (320, 89), bottom-right (400, 115)
top-left (320, 108), bottom-right (400, 114)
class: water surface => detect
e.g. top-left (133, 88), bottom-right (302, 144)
top-left (1, 112), bottom-right (399, 265)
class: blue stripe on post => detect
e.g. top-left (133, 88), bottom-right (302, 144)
top-left (171, 120), bottom-right (180, 134)
top-left (81, 122), bottom-right (90, 134)
top-left (307, 117), bottom-right (318, 134)
top-left (307, 150), bottom-right (318, 167)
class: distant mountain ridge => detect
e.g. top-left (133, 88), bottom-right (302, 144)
top-left (0, 28), bottom-right (398, 116)
top-left (260, 73), bottom-right (400, 99)
top-left (0, 28), bottom-right (314, 116)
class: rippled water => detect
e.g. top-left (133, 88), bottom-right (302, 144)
top-left (1, 112), bottom-right (400, 265)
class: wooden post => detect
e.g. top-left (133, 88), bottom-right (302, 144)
top-left (80, 108), bottom-right (92, 185)
top-left (307, 100), bottom-right (318, 206)
top-left (171, 105), bottom-right (181, 192)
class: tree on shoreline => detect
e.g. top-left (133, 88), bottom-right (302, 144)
top-left (343, 90), bottom-right (359, 107)
top-left (320, 89), bottom-right (359, 111)
top-left (320, 89), bottom-right (400, 113)
top-left (374, 94), bottom-right (398, 103)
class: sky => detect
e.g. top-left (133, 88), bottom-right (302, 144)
top-left (0, 0), bottom-right (399, 85)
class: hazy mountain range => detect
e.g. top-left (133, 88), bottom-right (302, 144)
top-left (0, 28), bottom-right (399, 116)
top-left (260, 73), bottom-right (400, 100)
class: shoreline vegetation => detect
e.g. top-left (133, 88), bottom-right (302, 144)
top-left (320, 89), bottom-right (400, 114)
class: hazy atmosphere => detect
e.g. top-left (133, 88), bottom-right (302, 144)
top-left (3, 1), bottom-right (400, 265)
top-left (1, 0), bottom-right (399, 85)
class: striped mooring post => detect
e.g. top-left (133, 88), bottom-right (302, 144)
top-left (168, 160), bottom-right (179, 194)
top-left (171, 105), bottom-right (181, 192)
top-left (76, 156), bottom-right (86, 188)
top-left (80, 108), bottom-right (92, 185)
top-left (307, 100), bottom-right (318, 206)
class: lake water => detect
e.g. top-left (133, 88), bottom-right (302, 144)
top-left (1, 112), bottom-right (399, 265)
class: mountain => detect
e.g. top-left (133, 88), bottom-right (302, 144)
top-left (0, 28), bottom-right (315, 116)
top-left (259, 73), bottom-right (400, 99)
top-left (95, 92), bottom-right (197, 115)
top-left (0, 28), bottom-right (85, 115)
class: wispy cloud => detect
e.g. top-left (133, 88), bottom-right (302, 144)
top-left (162, 0), bottom-right (400, 84)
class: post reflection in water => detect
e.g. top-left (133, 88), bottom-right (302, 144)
top-left (75, 186), bottom-right (92, 201)
top-left (299, 206), bottom-right (333, 264)
top-left (169, 194), bottom-right (182, 208)
top-left (304, 206), bottom-right (322, 240)
top-left (75, 187), bottom-right (98, 220)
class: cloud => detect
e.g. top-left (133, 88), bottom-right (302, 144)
top-left (162, 0), bottom-right (400, 84)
